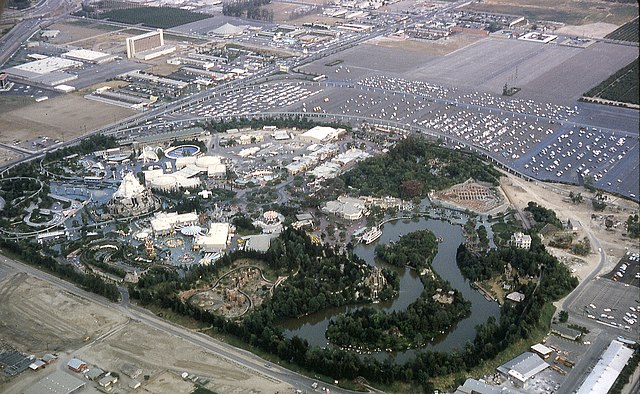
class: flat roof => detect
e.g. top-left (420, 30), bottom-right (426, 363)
top-left (576, 340), bottom-right (634, 394)
top-left (25, 370), bottom-right (86, 394)
top-left (64, 49), bottom-right (112, 61)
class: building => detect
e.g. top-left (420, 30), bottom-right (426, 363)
top-left (121, 363), bottom-right (143, 379)
top-left (531, 343), bottom-right (553, 359)
top-left (300, 126), bottom-right (345, 143)
top-left (62, 49), bottom-right (116, 64)
top-left (106, 172), bottom-right (159, 217)
top-left (575, 340), bottom-right (634, 394)
top-left (67, 358), bottom-right (87, 373)
top-left (194, 223), bottom-right (231, 252)
top-left (25, 370), bottom-right (85, 394)
top-left (497, 352), bottom-right (549, 389)
top-left (150, 211), bottom-right (199, 236)
top-left (506, 291), bottom-right (525, 303)
top-left (322, 196), bottom-right (366, 220)
top-left (85, 367), bottom-right (105, 381)
top-left (551, 324), bottom-right (582, 341)
top-left (511, 232), bottom-right (531, 249)
top-left (454, 378), bottom-right (524, 394)
top-left (126, 29), bottom-right (175, 59)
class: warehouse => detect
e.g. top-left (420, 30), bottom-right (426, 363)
top-left (575, 340), bottom-right (634, 394)
top-left (25, 371), bottom-right (85, 394)
top-left (62, 49), bottom-right (117, 64)
top-left (497, 352), bottom-right (549, 389)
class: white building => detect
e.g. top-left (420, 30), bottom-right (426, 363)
top-left (511, 232), bottom-right (532, 249)
top-left (194, 223), bottom-right (231, 252)
top-left (299, 126), bottom-right (345, 143)
top-left (150, 211), bottom-right (199, 236)
top-left (497, 352), bottom-right (549, 389)
top-left (575, 340), bottom-right (634, 394)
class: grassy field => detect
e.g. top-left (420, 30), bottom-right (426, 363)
top-left (605, 17), bottom-right (639, 42)
top-left (466, 0), bottom-right (638, 26)
top-left (585, 58), bottom-right (639, 105)
top-left (101, 7), bottom-right (212, 29)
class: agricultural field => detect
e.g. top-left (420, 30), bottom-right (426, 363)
top-left (585, 58), bottom-right (640, 105)
top-left (605, 17), bottom-right (639, 42)
top-left (465, 0), bottom-right (638, 26)
top-left (100, 7), bottom-right (213, 29)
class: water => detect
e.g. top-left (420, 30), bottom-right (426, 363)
top-left (280, 213), bottom-right (501, 362)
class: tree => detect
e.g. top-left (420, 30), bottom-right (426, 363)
top-left (569, 192), bottom-right (583, 204)
top-left (559, 310), bottom-right (569, 323)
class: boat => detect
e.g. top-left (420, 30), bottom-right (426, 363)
top-left (362, 227), bottom-right (382, 244)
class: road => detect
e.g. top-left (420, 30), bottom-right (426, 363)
top-left (0, 253), bottom-right (362, 394)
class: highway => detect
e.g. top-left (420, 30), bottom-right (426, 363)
top-left (0, 253), bottom-right (361, 394)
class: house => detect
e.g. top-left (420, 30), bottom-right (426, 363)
top-left (67, 358), bottom-right (87, 373)
top-left (28, 360), bottom-right (46, 371)
top-left (506, 291), bottom-right (526, 303)
top-left (85, 367), bottom-right (105, 381)
top-left (511, 232), bottom-right (532, 249)
top-left (121, 363), bottom-right (143, 379)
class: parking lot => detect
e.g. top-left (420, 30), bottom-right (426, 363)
top-left (577, 276), bottom-right (640, 334)
top-left (604, 252), bottom-right (640, 287)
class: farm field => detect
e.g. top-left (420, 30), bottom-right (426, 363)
top-left (100, 7), bottom-right (213, 29)
top-left (605, 17), bottom-right (639, 42)
top-left (585, 58), bottom-right (640, 105)
top-left (465, 0), bottom-right (638, 26)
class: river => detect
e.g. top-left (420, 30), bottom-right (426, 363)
top-left (280, 212), bottom-right (501, 363)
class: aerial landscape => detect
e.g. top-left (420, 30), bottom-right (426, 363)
top-left (0, 0), bottom-right (638, 393)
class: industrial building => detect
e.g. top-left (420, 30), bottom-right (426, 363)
top-left (2, 56), bottom-right (81, 86)
top-left (62, 49), bottom-right (117, 64)
top-left (25, 370), bottom-right (86, 394)
top-left (454, 378), bottom-right (524, 394)
top-left (497, 352), bottom-right (549, 389)
top-left (125, 29), bottom-right (175, 59)
top-left (575, 340), bottom-right (634, 394)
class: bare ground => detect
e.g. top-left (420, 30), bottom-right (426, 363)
top-left (500, 173), bottom-right (639, 281)
top-left (554, 22), bottom-right (620, 38)
top-left (365, 33), bottom-right (484, 56)
top-left (0, 272), bottom-right (127, 355)
top-left (0, 270), bottom-right (292, 394)
top-left (0, 94), bottom-right (136, 144)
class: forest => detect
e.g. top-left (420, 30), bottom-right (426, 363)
top-left (125, 226), bottom-right (577, 391)
top-left (524, 201), bottom-right (563, 230)
top-left (326, 230), bottom-right (469, 350)
top-left (340, 136), bottom-right (500, 198)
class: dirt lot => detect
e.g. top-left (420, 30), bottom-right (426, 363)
top-left (0, 269), bottom-right (292, 394)
top-left (366, 33), bottom-right (484, 56)
top-left (554, 22), bottom-right (620, 38)
top-left (0, 94), bottom-right (136, 145)
top-left (500, 173), bottom-right (639, 281)
top-left (0, 272), bottom-right (126, 355)
top-left (465, 0), bottom-right (638, 26)
top-left (0, 147), bottom-right (23, 165)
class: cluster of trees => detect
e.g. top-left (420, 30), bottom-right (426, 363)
top-left (232, 214), bottom-right (259, 235)
top-left (340, 136), bottom-right (500, 198)
top-left (585, 59), bottom-right (639, 105)
top-left (201, 115), bottom-right (350, 134)
top-left (43, 135), bottom-right (118, 164)
top-left (324, 230), bottom-right (470, 350)
top-left (223, 0), bottom-right (273, 21)
top-left (263, 229), bottom-right (398, 318)
top-left (456, 234), bottom-right (578, 301)
top-left (524, 201), bottom-right (563, 229)
top-left (0, 239), bottom-right (120, 302)
top-left (626, 214), bottom-right (640, 238)
top-left (375, 230), bottom-right (438, 269)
